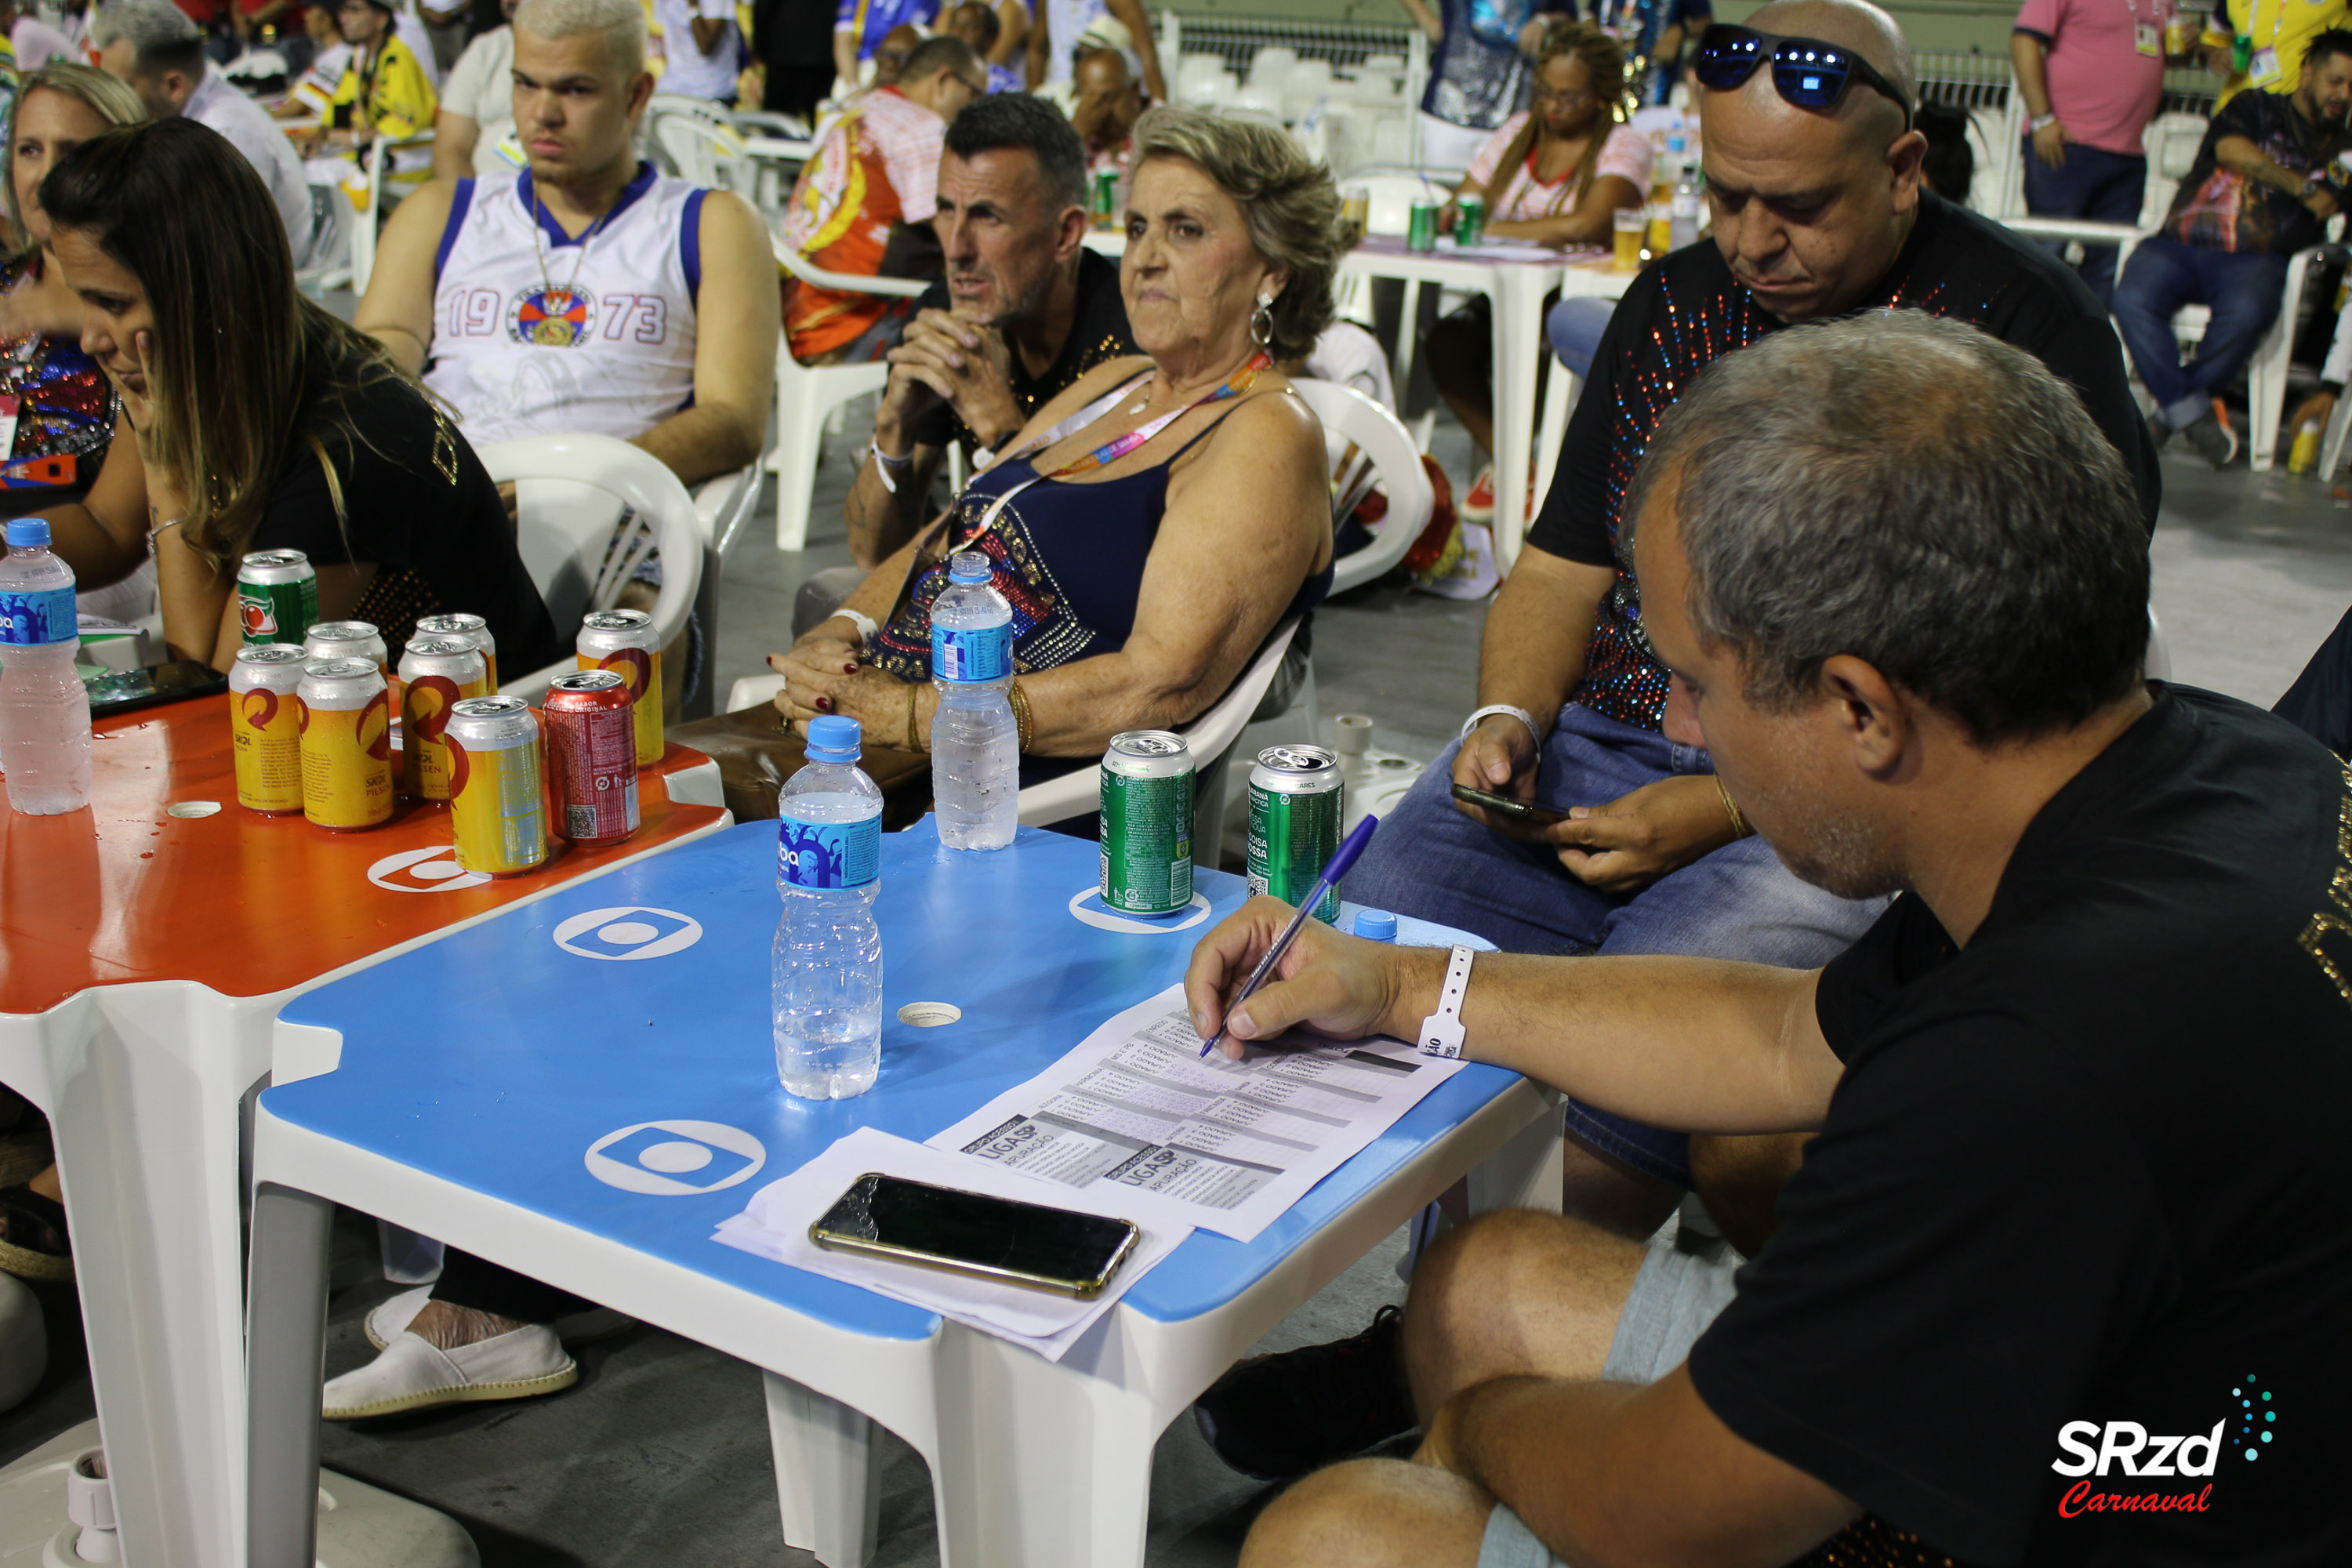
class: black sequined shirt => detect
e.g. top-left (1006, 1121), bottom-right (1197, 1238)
top-left (1528, 191), bottom-right (2162, 731)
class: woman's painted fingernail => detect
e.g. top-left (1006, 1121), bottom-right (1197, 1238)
top-left (815, 696), bottom-right (832, 711)
top-left (844, 663), bottom-right (858, 674)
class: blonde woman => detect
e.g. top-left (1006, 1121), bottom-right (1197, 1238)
top-left (1427, 21), bottom-right (1653, 499)
top-left (0, 63), bottom-right (144, 530)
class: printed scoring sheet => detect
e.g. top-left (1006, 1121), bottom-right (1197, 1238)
top-left (927, 985), bottom-right (1467, 1243)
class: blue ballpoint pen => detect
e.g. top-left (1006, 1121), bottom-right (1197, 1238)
top-left (1201, 814), bottom-right (1382, 1058)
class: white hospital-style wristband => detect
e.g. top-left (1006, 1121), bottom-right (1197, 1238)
top-left (832, 608), bottom-right (878, 641)
top-left (1417, 946), bottom-right (1475, 1058)
top-left (1461, 704), bottom-right (1541, 751)
top-left (869, 438), bottom-right (914, 494)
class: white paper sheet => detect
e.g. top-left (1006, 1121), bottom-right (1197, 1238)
top-left (712, 1126), bottom-right (1192, 1362)
top-left (924, 985), bottom-right (1466, 1244)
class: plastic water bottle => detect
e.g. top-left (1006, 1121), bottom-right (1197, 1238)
top-left (929, 550), bottom-right (1018, 851)
top-left (774, 715), bottom-right (884, 1100)
top-left (0, 518), bottom-right (91, 815)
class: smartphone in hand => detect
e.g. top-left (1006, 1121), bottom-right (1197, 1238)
top-left (1450, 782), bottom-right (1567, 827)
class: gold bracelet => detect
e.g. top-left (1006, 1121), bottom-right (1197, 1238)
top-left (1715, 774), bottom-right (1753, 840)
top-left (1007, 679), bottom-right (1033, 753)
top-left (905, 680), bottom-right (924, 752)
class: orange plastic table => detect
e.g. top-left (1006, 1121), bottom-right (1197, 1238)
top-left (0, 691), bottom-right (728, 1568)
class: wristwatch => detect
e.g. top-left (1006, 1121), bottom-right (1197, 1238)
top-left (1417, 946), bottom-right (1475, 1059)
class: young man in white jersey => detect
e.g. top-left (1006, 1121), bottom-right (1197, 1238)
top-left (356, 0), bottom-right (776, 496)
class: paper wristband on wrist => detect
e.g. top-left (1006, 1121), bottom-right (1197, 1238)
top-left (1417, 946), bottom-right (1475, 1058)
top-left (870, 438), bottom-right (914, 493)
top-left (834, 607), bottom-right (878, 642)
top-left (1461, 704), bottom-right (1541, 751)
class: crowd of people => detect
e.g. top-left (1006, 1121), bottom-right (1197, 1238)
top-left (0, 0), bottom-right (2347, 1558)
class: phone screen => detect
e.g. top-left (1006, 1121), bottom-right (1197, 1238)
top-left (85, 659), bottom-right (230, 718)
top-left (815, 1174), bottom-right (1136, 1287)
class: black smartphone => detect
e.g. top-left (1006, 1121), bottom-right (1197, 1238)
top-left (85, 660), bottom-right (229, 718)
top-left (808, 1173), bottom-right (1141, 1299)
top-left (1450, 782), bottom-right (1567, 826)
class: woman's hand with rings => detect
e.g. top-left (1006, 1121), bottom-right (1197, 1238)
top-left (766, 634), bottom-right (905, 737)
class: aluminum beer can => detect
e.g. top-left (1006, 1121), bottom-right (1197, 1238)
top-left (1247, 745), bottom-right (1342, 923)
top-left (1407, 200), bottom-right (1440, 252)
top-left (2163, 13), bottom-right (2197, 54)
top-left (296, 656), bottom-right (391, 831)
top-left (544, 670), bottom-right (639, 843)
top-left (445, 695), bottom-right (548, 876)
top-left (1099, 730), bottom-right (1194, 914)
top-left (414, 612), bottom-right (496, 690)
top-left (575, 608), bottom-right (663, 768)
top-left (399, 636), bottom-right (492, 801)
top-left (1454, 194), bottom-right (1484, 247)
top-left (228, 644), bottom-right (307, 815)
top-left (303, 620), bottom-right (387, 679)
top-left (1091, 167), bottom-right (1119, 226)
top-left (238, 550), bottom-right (319, 647)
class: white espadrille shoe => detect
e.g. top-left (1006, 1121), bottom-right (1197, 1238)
top-left (363, 1286), bottom-right (637, 1352)
top-left (322, 1327), bottom-right (576, 1420)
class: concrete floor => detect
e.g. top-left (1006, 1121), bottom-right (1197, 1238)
top-left (4, 405), bottom-right (2347, 1566)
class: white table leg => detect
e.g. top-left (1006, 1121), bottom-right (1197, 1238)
top-left (1466, 1094), bottom-right (1566, 1214)
top-left (927, 1321), bottom-right (1160, 1568)
top-left (764, 1371), bottom-right (882, 1567)
top-left (1392, 278), bottom-right (1424, 397)
top-left (244, 1181), bottom-right (334, 1568)
top-left (1488, 266), bottom-right (1553, 575)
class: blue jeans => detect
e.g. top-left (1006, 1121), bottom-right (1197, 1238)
top-left (2020, 140), bottom-right (2147, 309)
top-left (2111, 236), bottom-right (2290, 430)
top-left (1345, 704), bottom-right (1886, 1184)
top-left (1546, 296), bottom-right (1618, 379)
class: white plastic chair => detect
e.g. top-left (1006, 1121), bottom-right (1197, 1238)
top-left (1290, 379), bottom-right (1432, 595)
top-left (649, 107), bottom-right (760, 199)
top-left (770, 238), bottom-right (929, 550)
top-left (348, 129), bottom-right (437, 298)
top-left (478, 433), bottom-right (706, 703)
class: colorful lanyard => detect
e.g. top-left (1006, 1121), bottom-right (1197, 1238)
top-left (958, 350), bottom-right (1273, 553)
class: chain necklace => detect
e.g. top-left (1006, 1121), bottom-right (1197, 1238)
top-left (526, 180), bottom-right (623, 347)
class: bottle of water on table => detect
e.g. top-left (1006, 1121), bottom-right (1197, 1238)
top-left (775, 715), bottom-right (884, 1100)
top-left (930, 550), bottom-right (1018, 851)
top-left (0, 518), bottom-right (91, 815)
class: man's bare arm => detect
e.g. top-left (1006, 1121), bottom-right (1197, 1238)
top-left (633, 191), bottom-right (779, 486)
top-left (353, 179), bottom-right (458, 375)
top-left (1444, 1369), bottom-right (1857, 1568)
top-left (1105, 0), bottom-right (1166, 100)
top-left (834, 27), bottom-right (861, 88)
top-left (431, 110), bottom-right (481, 182)
top-left (844, 441), bottom-right (946, 567)
top-left (691, 13), bottom-right (727, 52)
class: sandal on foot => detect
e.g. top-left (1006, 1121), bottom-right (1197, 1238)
top-left (0, 1185), bottom-right (71, 1283)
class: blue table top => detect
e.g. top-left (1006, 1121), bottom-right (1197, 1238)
top-left (265, 820), bottom-right (1523, 1338)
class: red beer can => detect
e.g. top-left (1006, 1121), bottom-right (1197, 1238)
top-left (543, 670), bottom-right (640, 843)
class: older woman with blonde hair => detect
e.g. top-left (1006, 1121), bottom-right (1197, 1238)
top-left (768, 104), bottom-right (1342, 786)
top-left (0, 62), bottom-right (145, 542)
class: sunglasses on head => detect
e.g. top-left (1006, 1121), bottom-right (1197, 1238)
top-left (1693, 24), bottom-right (1913, 132)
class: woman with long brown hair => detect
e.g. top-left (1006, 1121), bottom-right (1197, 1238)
top-left (31, 116), bottom-right (557, 673)
top-left (1425, 20), bottom-right (1652, 515)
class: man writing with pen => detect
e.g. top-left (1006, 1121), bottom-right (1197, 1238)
top-left (1188, 310), bottom-right (2352, 1568)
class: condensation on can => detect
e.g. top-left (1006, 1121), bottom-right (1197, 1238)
top-left (296, 656), bottom-right (392, 831)
top-left (447, 695), bottom-right (548, 875)
top-left (1099, 730), bottom-right (1194, 914)
top-left (1407, 201), bottom-right (1439, 252)
top-left (545, 670), bottom-right (640, 843)
top-left (238, 550), bottom-right (319, 648)
top-left (399, 637), bottom-right (492, 802)
top-left (1247, 745), bottom-right (1342, 923)
top-left (415, 613), bottom-right (497, 690)
top-left (576, 608), bottom-right (664, 768)
top-left (229, 644), bottom-right (307, 814)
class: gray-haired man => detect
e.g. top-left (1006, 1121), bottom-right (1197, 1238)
top-left (94, 0), bottom-right (313, 256)
top-left (1196, 310), bottom-right (2352, 1568)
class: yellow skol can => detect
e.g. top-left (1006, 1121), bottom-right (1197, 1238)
top-left (576, 608), bottom-right (664, 768)
top-left (446, 695), bottom-right (549, 876)
top-left (229, 644), bottom-right (307, 815)
top-left (297, 657), bottom-right (392, 831)
top-left (398, 635), bottom-right (492, 801)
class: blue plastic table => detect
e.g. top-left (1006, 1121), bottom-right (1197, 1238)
top-left (247, 821), bottom-right (1563, 1568)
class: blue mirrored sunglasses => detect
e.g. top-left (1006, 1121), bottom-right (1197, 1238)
top-left (1692, 24), bottom-right (1914, 132)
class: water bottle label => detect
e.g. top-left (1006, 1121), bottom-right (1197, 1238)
top-left (0, 586), bottom-right (74, 646)
top-left (933, 622), bottom-right (1011, 683)
top-left (779, 811), bottom-right (880, 888)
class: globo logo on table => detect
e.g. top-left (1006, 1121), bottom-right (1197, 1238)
top-left (552, 906), bottom-right (704, 960)
top-left (585, 1120), bottom-right (767, 1194)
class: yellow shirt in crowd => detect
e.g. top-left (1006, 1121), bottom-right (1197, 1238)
top-left (2201, 0), bottom-right (2350, 107)
top-left (315, 34), bottom-right (439, 140)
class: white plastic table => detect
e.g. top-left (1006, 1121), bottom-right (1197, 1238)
top-left (1336, 238), bottom-right (1635, 573)
top-left (0, 693), bottom-right (728, 1567)
top-left (246, 820), bottom-right (1563, 1567)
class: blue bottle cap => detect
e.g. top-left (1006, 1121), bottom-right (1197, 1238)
top-left (948, 551), bottom-right (992, 584)
top-left (806, 715), bottom-right (862, 758)
top-left (5, 518), bottom-right (49, 549)
top-left (1352, 909), bottom-right (1399, 942)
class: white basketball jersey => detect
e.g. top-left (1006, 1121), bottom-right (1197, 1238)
top-left (425, 165), bottom-right (706, 451)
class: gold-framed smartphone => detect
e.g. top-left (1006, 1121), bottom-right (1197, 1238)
top-left (808, 1173), bottom-right (1142, 1300)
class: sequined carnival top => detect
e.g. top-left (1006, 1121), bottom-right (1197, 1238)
top-left (1527, 191), bottom-right (2161, 731)
top-left (0, 249), bottom-right (117, 517)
